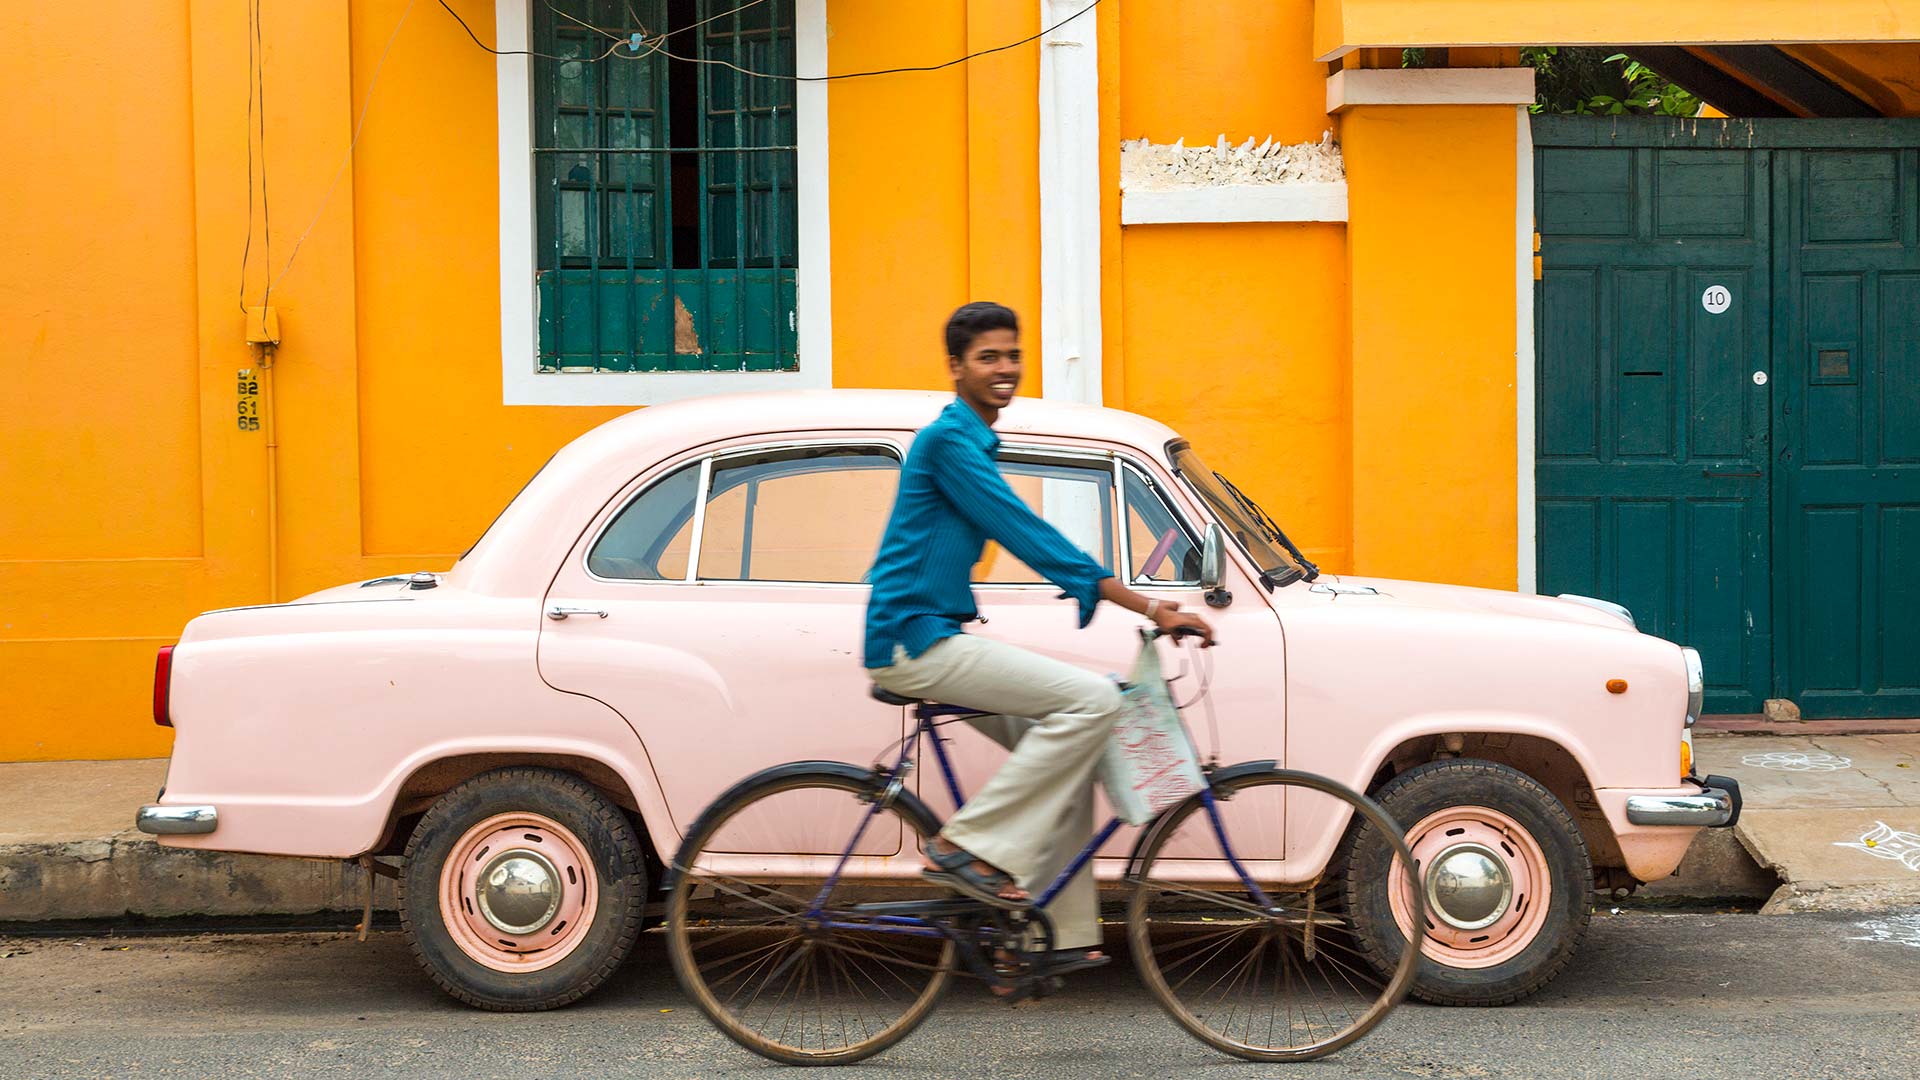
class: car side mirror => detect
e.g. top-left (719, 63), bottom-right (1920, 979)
top-left (1201, 524), bottom-right (1232, 608)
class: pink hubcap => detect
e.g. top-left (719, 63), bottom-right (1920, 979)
top-left (439, 812), bottom-right (597, 973)
top-left (1388, 805), bottom-right (1551, 970)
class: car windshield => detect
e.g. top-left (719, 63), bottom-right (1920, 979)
top-left (1167, 440), bottom-right (1318, 588)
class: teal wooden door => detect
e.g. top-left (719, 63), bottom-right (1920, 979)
top-left (1537, 118), bottom-right (1920, 718)
top-left (1534, 120), bottom-right (1774, 713)
top-left (1773, 139), bottom-right (1920, 718)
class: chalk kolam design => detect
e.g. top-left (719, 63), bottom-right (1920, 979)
top-left (1740, 750), bottom-right (1852, 772)
top-left (1834, 822), bottom-right (1920, 872)
top-left (1848, 913), bottom-right (1920, 948)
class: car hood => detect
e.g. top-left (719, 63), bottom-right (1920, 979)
top-left (1310, 576), bottom-right (1636, 631)
top-left (291, 576), bottom-right (422, 604)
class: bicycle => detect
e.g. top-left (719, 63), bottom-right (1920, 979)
top-left (665, 627), bottom-right (1424, 1064)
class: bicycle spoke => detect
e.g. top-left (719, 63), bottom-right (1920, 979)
top-left (1129, 769), bottom-right (1421, 1062)
top-left (666, 774), bottom-right (957, 1065)
top-left (1137, 879), bottom-right (1275, 919)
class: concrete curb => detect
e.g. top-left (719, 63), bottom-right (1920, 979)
top-left (1635, 826), bottom-right (1780, 903)
top-left (0, 832), bottom-right (396, 923)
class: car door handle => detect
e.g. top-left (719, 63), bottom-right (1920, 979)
top-left (546, 605), bottom-right (609, 620)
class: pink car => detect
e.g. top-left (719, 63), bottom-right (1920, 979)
top-left (138, 389), bottom-right (1737, 1010)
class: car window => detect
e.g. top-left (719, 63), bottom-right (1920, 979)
top-left (1124, 466), bottom-right (1202, 585)
top-left (973, 455), bottom-right (1117, 584)
top-left (587, 461), bottom-right (702, 580)
top-left (696, 446), bottom-right (901, 583)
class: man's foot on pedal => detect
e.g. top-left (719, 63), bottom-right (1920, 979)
top-left (922, 837), bottom-right (1029, 904)
top-left (991, 946), bottom-right (1106, 990)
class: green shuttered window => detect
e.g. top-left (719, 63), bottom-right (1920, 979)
top-left (534, 0), bottom-right (798, 372)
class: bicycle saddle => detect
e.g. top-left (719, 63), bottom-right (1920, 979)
top-left (869, 685), bottom-right (919, 707)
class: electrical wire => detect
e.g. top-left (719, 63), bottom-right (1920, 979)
top-left (436, 0), bottom-right (646, 60)
top-left (440, 0), bottom-right (1105, 81)
top-left (267, 0), bottom-right (419, 295)
top-left (655, 0), bottom-right (1104, 82)
top-left (555, 0), bottom-right (772, 44)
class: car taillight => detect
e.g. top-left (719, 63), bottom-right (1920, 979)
top-left (153, 646), bottom-right (174, 727)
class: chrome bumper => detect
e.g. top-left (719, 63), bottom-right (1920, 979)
top-left (136, 804), bottom-right (218, 835)
top-left (1625, 774), bottom-right (1742, 828)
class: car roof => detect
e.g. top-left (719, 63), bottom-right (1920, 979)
top-left (453, 389), bottom-right (1187, 596)
top-left (562, 388), bottom-right (1183, 462)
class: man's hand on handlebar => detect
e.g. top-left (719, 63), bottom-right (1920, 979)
top-left (1150, 603), bottom-right (1215, 647)
top-left (1097, 577), bottom-right (1217, 646)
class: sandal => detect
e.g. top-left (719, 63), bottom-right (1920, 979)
top-left (1040, 946), bottom-right (1110, 976)
top-left (921, 839), bottom-right (1029, 908)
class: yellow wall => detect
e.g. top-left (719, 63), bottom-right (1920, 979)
top-left (1116, 0), bottom-right (1354, 571)
top-left (1343, 104), bottom-right (1518, 587)
top-left (1, 0), bottom-right (1528, 760)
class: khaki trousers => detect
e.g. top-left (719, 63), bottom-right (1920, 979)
top-left (870, 634), bottom-right (1124, 950)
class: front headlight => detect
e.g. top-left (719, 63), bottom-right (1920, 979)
top-left (1681, 647), bottom-right (1704, 727)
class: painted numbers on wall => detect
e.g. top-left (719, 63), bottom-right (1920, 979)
top-left (236, 370), bottom-right (260, 432)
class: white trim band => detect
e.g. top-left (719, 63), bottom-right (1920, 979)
top-left (1328, 67), bottom-right (1536, 112)
top-left (1122, 181), bottom-right (1349, 225)
top-left (1515, 106), bottom-right (1537, 593)
top-left (1038, 0), bottom-right (1103, 406)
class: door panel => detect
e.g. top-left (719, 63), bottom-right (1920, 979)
top-left (1535, 135), bottom-right (1773, 713)
top-left (1775, 146), bottom-right (1920, 717)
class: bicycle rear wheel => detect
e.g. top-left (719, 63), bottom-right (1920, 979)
top-left (1128, 767), bottom-right (1423, 1062)
top-left (665, 765), bottom-right (956, 1066)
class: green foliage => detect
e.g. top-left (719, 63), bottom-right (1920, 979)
top-left (1521, 46), bottom-right (1704, 117)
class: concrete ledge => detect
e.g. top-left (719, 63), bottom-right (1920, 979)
top-left (0, 835), bottom-right (396, 923)
top-left (0, 757), bottom-right (397, 923)
top-left (1121, 182), bottom-right (1349, 225)
top-left (1637, 826), bottom-right (1780, 902)
top-left (1327, 67), bottom-right (1536, 112)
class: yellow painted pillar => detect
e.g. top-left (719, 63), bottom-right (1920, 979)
top-left (1340, 72), bottom-right (1530, 588)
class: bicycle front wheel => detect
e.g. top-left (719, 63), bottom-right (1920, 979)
top-left (665, 765), bottom-right (956, 1066)
top-left (1128, 767), bottom-right (1423, 1062)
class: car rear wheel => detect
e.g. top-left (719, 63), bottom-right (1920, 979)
top-left (1340, 759), bottom-right (1591, 1006)
top-left (399, 767), bottom-right (646, 1011)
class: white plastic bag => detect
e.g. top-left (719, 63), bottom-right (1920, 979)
top-left (1098, 638), bottom-right (1206, 826)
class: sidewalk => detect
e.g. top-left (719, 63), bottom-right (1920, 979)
top-left (1690, 731), bottom-right (1920, 913)
top-left (2, 733), bottom-right (1916, 923)
top-left (0, 759), bottom-right (393, 923)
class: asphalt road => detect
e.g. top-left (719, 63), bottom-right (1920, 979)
top-left (5, 908), bottom-right (1919, 1079)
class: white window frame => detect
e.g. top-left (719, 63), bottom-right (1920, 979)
top-left (495, 0), bottom-right (832, 405)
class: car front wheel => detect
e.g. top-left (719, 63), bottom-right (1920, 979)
top-left (399, 767), bottom-right (646, 1011)
top-left (1340, 759), bottom-right (1592, 1006)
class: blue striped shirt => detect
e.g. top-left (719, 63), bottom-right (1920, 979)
top-left (863, 398), bottom-right (1113, 669)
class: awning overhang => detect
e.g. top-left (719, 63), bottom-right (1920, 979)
top-left (1313, 0), bottom-right (1920, 62)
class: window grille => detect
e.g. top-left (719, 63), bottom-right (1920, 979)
top-left (534, 0), bottom-right (798, 372)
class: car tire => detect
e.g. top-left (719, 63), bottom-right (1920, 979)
top-left (1340, 759), bottom-right (1591, 1007)
top-left (399, 767), bottom-right (646, 1011)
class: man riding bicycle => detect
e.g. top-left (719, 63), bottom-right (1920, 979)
top-left (863, 301), bottom-right (1215, 976)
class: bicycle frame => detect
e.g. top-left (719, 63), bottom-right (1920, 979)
top-left (805, 653), bottom-right (1278, 937)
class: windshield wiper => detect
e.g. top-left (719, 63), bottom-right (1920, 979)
top-left (1212, 471), bottom-right (1320, 584)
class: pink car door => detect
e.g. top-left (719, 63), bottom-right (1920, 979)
top-left (943, 441), bottom-right (1289, 865)
top-left (536, 434), bottom-right (912, 851)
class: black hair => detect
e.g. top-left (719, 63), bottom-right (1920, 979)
top-left (943, 301), bottom-right (1019, 359)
